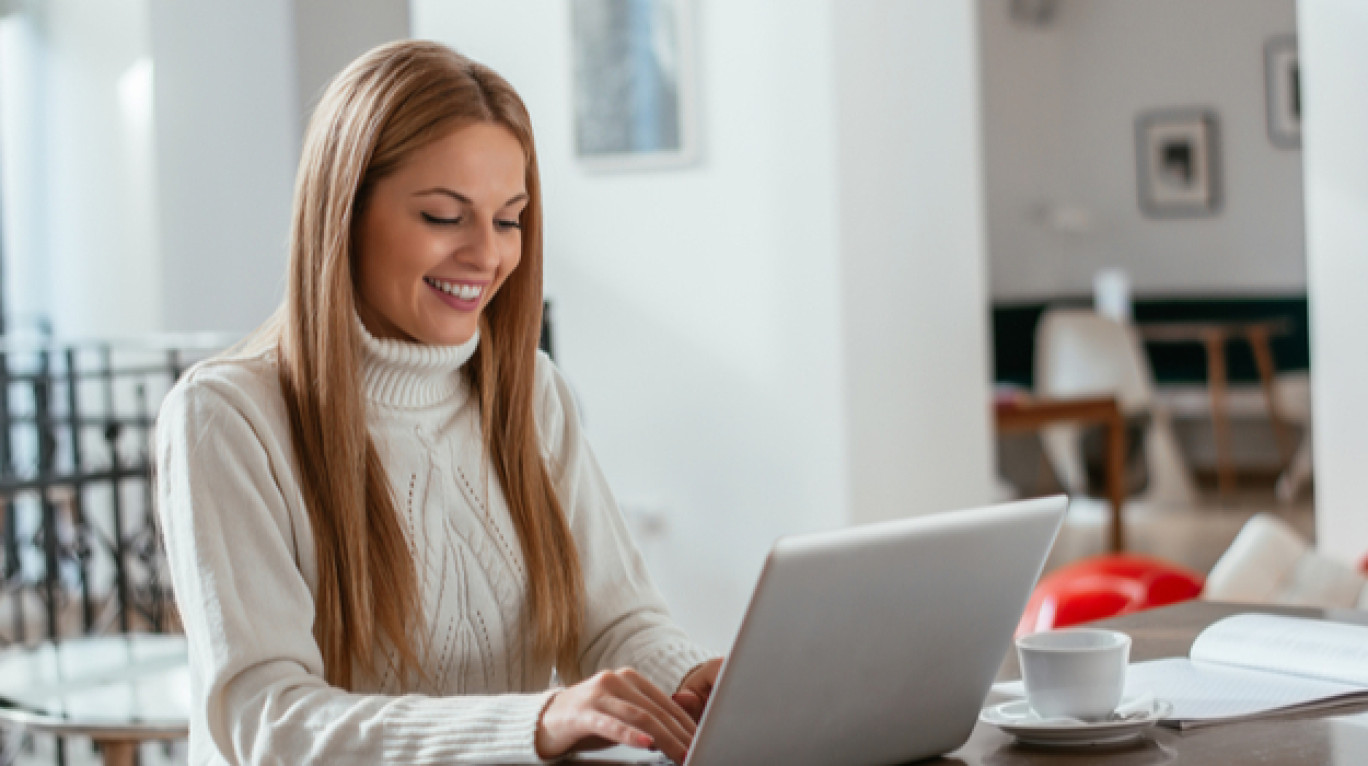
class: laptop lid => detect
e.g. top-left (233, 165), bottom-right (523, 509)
top-left (685, 495), bottom-right (1068, 766)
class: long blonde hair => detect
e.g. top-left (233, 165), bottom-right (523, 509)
top-left (270, 40), bottom-right (583, 689)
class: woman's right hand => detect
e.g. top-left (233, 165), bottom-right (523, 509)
top-left (535, 668), bottom-right (697, 764)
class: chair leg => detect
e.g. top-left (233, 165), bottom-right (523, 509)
top-left (1039, 425), bottom-right (1086, 495)
top-left (95, 740), bottom-right (136, 766)
top-left (1204, 331), bottom-right (1236, 498)
top-left (1105, 410), bottom-right (1126, 553)
top-left (1139, 409), bottom-right (1198, 507)
top-left (1248, 327), bottom-right (1297, 468)
top-left (1035, 447), bottom-right (1057, 495)
top-left (1275, 430), bottom-right (1314, 504)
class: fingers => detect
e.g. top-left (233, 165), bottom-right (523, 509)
top-left (675, 658), bottom-right (722, 723)
top-left (679, 658), bottom-right (720, 699)
top-left (582, 709), bottom-right (654, 751)
top-left (673, 690), bottom-right (704, 722)
top-left (613, 668), bottom-right (697, 739)
top-left (598, 696), bottom-right (689, 764)
top-left (537, 668), bottom-right (699, 764)
top-left (539, 688), bottom-right (661, 761)
top-left (599, 670), bottom-right (695, 760)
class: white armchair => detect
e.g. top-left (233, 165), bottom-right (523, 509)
top-left (1205, 513), bottom-right (1368, 608)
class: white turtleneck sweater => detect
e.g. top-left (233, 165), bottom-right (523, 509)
top-left (154, 326), bottom-right (713, 765)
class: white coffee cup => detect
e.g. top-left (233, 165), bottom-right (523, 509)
top-left (1016, 628), bottom-right (1131, 721)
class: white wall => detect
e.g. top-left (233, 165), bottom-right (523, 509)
top-left (413, 0), bottom-right (850, 650)
top-left (416, 0), bottom-right (996, 646)
top-left (150, 0), bottom-right (299, 335)
top-left (293, 0), bottom-right (410, 121)
top-left (1300, 0), bottom-right (1368, 564)
top-left (149, 0), bottom-right (410, 336)
top-left (982, 0), bottom-right (1304, 300)
top-left (834, 0), bottom-right (996, 523)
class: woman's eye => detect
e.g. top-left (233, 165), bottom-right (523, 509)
top-left (422, 212), bottom-right (461, 225)
top-left (496, 219), bottom-right (523, 231)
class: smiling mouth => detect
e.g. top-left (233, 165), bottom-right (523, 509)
top-left (423, 277), bottom-right (484, 301)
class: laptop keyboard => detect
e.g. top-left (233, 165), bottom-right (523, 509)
top-left (576, 749), bottom-right (675, 764)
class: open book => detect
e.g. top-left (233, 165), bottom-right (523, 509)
top-left (998, 613), bottom-right (1368, 729)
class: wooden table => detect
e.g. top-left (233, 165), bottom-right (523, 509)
top-left (1138, 319), bottom-right (1296, 496)
top-left (995, 395), bottom-right (1128, 552)
top-left (580, 602), bottom-right (1368, 765)
top-left (0, 634), bottom-right (188, 766)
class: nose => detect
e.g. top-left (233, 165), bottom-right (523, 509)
top-left (462, 218), bottom-right (504, 271)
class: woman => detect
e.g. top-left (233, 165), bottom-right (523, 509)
top-left (156, 40), bottom-right (720, 765)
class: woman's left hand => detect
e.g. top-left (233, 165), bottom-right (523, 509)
top-left (673, 658), bottom-right (724, 723)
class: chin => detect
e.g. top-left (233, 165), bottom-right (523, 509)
top-left (423, 322), bottom-right (478, 347)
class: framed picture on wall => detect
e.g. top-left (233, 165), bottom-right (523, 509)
top-left (1134, 108), bottom-right (1222, 218)
top-left (1264, 34), bottom-right (1301, 149)
top-left (570, 0), bottom-right (700, 171)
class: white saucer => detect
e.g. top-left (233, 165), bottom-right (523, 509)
top-left (979, 697), bottom-right (1172, 747)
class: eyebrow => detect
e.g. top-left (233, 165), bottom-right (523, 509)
top-left (414, 187), bottom-right (528, 207)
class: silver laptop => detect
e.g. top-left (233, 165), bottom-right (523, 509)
top-left (594, 495), bottom-right (1067, 765)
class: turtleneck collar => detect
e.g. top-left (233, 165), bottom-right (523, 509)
top-left (356, 315), bottom-right (480, 408)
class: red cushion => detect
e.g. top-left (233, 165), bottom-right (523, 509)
top-left (1017, 554), bottom-right (1205, 636)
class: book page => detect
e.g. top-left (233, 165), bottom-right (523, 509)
top-left (1191, 613), bottom-right (1368, 687)
top-left (1124, 657), bottom-right (1364, 722)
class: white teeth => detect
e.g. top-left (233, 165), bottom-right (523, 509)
top-left (426, 277), bottom-right (482, 301)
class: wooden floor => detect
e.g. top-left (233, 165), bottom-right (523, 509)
top-left (1043, 483), bottom-right (1316, 577)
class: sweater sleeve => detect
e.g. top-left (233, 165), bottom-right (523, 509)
top-left (155, 371), bottom-right (554, 765)
top-left (534, 356), bottom-right (717, 693)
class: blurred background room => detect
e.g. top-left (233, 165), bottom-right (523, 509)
top-left (1, 0), bottom-right (1367, 763)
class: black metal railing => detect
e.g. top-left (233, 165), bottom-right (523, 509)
top-left (0, 334), bottom-right (231, 648)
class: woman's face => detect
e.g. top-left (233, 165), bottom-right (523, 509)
top-left (354, 122), bottom-right (528, 346)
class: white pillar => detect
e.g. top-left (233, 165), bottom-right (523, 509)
top-left (148, 0), bottom-right (409, 335)
top-left (292, 0), bottom-right (410, 122)
top-left (1299, 0), bottom-right (1368, 563)
top-left (149, 0), bottom-right (300, 335)
top-left (834, 0), bottom-right (996, 524)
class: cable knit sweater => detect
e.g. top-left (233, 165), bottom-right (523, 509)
top-left (154, 325), bottom-right (713, 765)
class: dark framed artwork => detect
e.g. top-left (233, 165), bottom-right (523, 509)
top-left (1134, 108), bottom-right (1222, 218)
top-left (1264, 34), bottom-right (1301, 149)
top-left (570, 0), bottom-right (699, 171)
